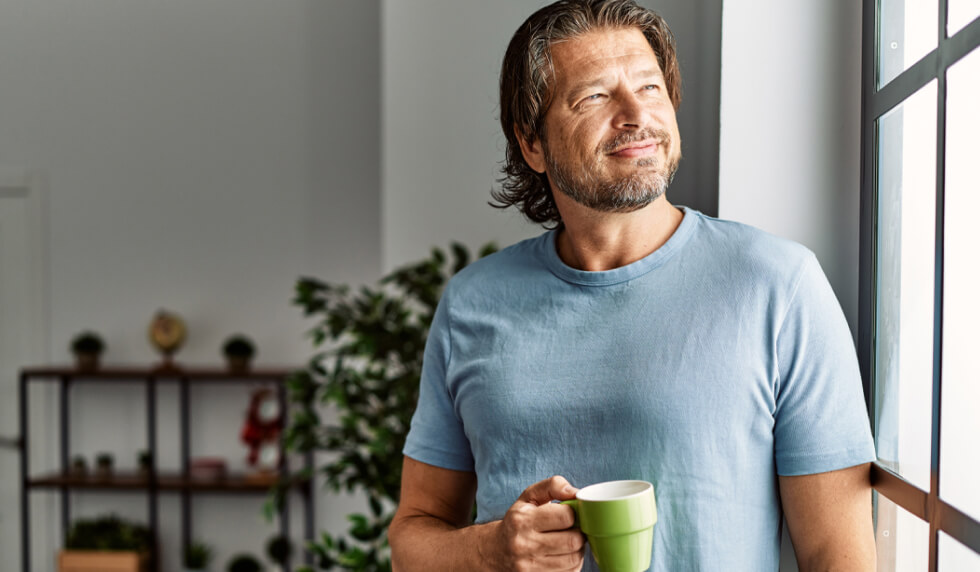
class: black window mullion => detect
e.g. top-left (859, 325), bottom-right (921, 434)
top-left (871, 50), bottom-right (937, 118)
top-left (858, 0), bottom-right (877, 425)
top-left (941, 14), bottom-right (980, 67)
top-left (926, 0), bottom-right (948, 567)
top-left (870, 15), bottom-right (980, 122)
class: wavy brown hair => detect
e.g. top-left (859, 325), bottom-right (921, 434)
top-left (491, 0), bottom-right (682, 228)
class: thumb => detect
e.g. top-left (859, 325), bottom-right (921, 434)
top-left (520, 475), bottom-right (578, 505)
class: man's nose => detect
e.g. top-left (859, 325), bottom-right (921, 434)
top-left (612, 92), bottom-right (651, 130)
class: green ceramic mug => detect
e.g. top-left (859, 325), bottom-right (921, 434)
top-left (562, 480), bottom-right (657, 572)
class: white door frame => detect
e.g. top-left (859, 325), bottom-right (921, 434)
top-left (0, 166), bottom-right (50, 572)
top-left (0, 166), bottom-right (49, 361)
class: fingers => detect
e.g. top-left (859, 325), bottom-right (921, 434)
top-left (495, 476), bottom-right (585, 571)
top-left (502, 523), bottom-right (585, 571)
top-left (541, 529), bottom-right (586, 557)
top-left (520, 475), bottom-right (579, 505)
top-left (508, 500), bottom-right (578, 536)
top-left (533, 544), bottom-right (587, 572)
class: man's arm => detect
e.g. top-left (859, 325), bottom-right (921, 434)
top-left (389, 456), bottom-right (585, 572)
top-left (779, 463), bottom-right (876, 571)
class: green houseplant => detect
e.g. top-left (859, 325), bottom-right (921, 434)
top-left (282, 242), bottom-right (495, 571)
top-left (65, 514), bottom-right (151, 551)
top-left (61, 514), bottom-right (152, 572)
top-left (95, 452), bottom-right (114, 479)
top-left (266, 534), bottom-right (293, 567)
top-left (227, 554), bottom-right (262, 572)
top-left (184, 540), bottom-right (213, 571)
top-left (223, 335), bottom-right (257, 373)
top-left (71, 331), bottom-right (105, 371)
top-left (70, 455), bottom-right (87, 478)
top-left (137, 450), bottom-right (152, 476)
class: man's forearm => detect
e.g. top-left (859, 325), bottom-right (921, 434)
top-left (390, 514), bottom-right (502, 572)
top-left (779, 465), bottom-right (876, 572)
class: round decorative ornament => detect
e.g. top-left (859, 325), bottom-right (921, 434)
top-left (148, 310), bottom-right (187, 367)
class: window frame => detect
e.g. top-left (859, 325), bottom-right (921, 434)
top-left (858, 0), bottom-right (980, 568)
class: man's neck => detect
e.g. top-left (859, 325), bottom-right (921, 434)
top-left (554, 196), bottom-right (684, 272)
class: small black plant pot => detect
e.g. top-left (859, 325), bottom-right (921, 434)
top-left (70, 456), bottom-right (88, 478)
top-left (222, 335), bottom-right (256, 374)
top-left (95, 454), bottom-right (114, 479)
top-left (74, 351), bottom-right (101, 372)
top-left (225, 355), bottom-right (251, 374)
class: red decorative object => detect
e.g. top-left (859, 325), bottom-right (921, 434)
top-left (239, 389), bottom-right (282, 468)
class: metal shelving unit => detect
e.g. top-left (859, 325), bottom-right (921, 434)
top-left (19, 366), bottom-right (314, 572)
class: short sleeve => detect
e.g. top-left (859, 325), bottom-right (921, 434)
top-left (402, 285), bottom-right (475, 471)
top-left (773, 253), bottom-right (876, 476)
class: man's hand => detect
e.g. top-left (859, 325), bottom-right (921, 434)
top-left (492, 476), bottom-right (585, 571)
top-left (389, 457), bottom-right (585, 572)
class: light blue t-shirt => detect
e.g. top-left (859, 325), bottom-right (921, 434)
top-left (403, 207), bottom-right (875, 571)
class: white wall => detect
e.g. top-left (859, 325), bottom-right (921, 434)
top-left (718, 0), bottom-right (863, 335)
top-left (381, 0), bottom-right (550, 271)
top-left (718, 2), bottom-right (864, 570)
top-left (0, 0), bottom-right (380, 569)
top-left (382, 0), bottom-right (722, 271)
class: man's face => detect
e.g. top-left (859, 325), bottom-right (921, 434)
top-left (518, 27), bottom-right (682, 213)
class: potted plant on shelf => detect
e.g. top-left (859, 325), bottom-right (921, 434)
top-left (222, 335), bottom-right (256, 373)
top-left (265, 535), bottom-right (292, 571)
top-left (59, 514), bottom-right (151, 572)
top-left (280, 242), bottom-right (494, 570)
top-left (95, 452), bottom-right (114, 479)
top-left (137, 450), bottom-right (152, 477)
top-left (71, 331), bottom-right (105, 372)
top-left (226, 554), bottom-right (262, 572)
top-left (70, 455), bottom-right (87, 478)
top-left (184, 540), bottom-right (213, 572)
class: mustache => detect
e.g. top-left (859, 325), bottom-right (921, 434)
top-left (600, 129), bottom-right (671, 154)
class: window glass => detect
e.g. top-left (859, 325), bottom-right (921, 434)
top-left (939, 46), bottom-right (980, 524)
top-left (938, 532), bottom-right (980, 570)
top-left (875, 492), bottom-right (931, 571)
top-left (947, 0), bottom-right (980, 36)
top-left (880, 0), bottom-right (938, 87)
top-left (874, 81), bottom-right (937, 492)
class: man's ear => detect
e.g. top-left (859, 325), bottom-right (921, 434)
top-left (514, 125), bottom-right (546, 174)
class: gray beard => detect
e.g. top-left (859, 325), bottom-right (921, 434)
top-left (544, 131), bottom-right (679, 213)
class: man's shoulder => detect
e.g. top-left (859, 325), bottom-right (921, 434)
top-left (692, 210), bottom-right (812, 258)
top-left (453, 232), bottom-right (550, 279)
top-left (444, 231), bottom-right (553, 295)
top-left (685, 210), bottom-right (818, 285)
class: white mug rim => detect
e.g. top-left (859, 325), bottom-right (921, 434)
top-left (576, 479), bottom-right (652, 502)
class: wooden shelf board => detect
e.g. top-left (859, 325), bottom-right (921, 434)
top-left (26, 471), bottom-right (303, 493)
top-left (21, 365), bottom-right (298, 381)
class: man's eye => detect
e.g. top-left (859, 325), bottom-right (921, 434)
top-left (585, 93), bottom-right (604, 101)
top-left (642, 84), bottom-right (659, 91)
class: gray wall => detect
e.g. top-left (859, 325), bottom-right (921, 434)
top-left (0, 0), bottom-right (381, 568)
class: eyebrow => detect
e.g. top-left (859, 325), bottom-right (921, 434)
top-left (564, 68), bottom-right (665, 105)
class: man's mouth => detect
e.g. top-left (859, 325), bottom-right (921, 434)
top-left (608, 140), bottom-right (660, 158)
top-left (601, 129), bottom-right (671, 159)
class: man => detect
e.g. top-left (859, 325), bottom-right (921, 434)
top-left (389, 1), bottom-right (876, 570)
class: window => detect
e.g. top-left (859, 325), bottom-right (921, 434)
top-left (860, 0), bottom-right (980, 570)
